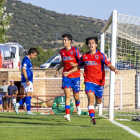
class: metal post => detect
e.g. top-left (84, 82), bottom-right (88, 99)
top-left (98, 32), bottom-right (105, 115)
top-left (109, 10), bottom-right (117, 120)
top-left (100, 33), bottom-right (105, 53)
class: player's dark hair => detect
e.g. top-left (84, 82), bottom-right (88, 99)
top-left (62, 34), bottom-right (72, 42)
top-left (28, 48), bottom-right (38, 55)
top-left (86, 37), bottom-right (98, 45)
top-left (2, 80), bottom-right (6, 82)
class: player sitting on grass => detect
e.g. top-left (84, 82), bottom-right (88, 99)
top-left (45, 96), bottom-right (88, 116)
top-left (63, 37), bottom-right (119, 125)
top-left (54, 34), bottom-right (82, 122)
top-left (14, 48), bottom-right (38, 115)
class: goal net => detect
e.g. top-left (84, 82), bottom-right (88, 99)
top-left (100, 10), bottom-right (140, 120)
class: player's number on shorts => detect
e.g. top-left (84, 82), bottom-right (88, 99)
top-left (61, 97), bottom-right (63, 102)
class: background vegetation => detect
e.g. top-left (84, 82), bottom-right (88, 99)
top-left (4, 0), bottom-right (105, 50)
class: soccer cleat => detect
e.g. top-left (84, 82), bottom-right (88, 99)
top-left (40, 112), bottom-right (50, 115)
top-left (77, 106), bottom-right (81, 115)
top-left (26, 112), bottom-right (37, 115)
top-left (91, 117), bottom-right (96, 125)
top-left (64, 114), bottom-right (70, 121)
top-left (14, 103), bottom-right (19, 114)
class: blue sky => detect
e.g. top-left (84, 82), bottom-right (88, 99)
top-left (20, 0), bottom-right (140, 20)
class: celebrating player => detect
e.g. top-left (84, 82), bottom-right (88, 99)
top-left (63, 37), bottom-right (119, 124)
top-left (54, 34), bottom-right (82, 121)
top-left (14, 48), bottom-right (38, 115)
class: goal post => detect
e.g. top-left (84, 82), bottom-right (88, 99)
top-left (100, 10), bottom-right (118, 120)
top-left (100, 10), bottom-right (140, 120)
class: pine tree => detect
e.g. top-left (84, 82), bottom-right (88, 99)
top-left (0, 0), bottom-right (13, 43)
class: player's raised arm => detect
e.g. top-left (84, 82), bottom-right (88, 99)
top-left (54, 60), bottom-right (63, 77)
top-left (63, 65), bottom-right (81, 77)
top-left (107, 64), bottom-right (119, 74)
top-left (100, 53), bottom-right (119, 74)
top-left (69, 62), bottom-right (78, 67)
top-left (63, 55), bottom-right (84, 77)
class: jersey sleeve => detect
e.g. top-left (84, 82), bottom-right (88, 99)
top-left (75, 48), bottom-right (82, 62)
top-left (22, 58), bottom-right (28, 69)
top-left (52, 98), bottom-right (57, 109)
top-left (78, 55), bottom-right (85, 67)
top-left (101, 53), bottom-right (111, 66)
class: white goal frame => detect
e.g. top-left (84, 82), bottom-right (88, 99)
top-left (100, 10), bottom-right (118, 120)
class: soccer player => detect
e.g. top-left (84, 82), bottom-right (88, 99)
top-left (14, 48), bottom-right (38, 115)
top-left (47, 96), bottom-right (88, 116)
top-left (63, 37), bottom-right (119, 124)
top-left (54, 34), bottom-right (82, 121)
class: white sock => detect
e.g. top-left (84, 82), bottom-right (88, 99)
top-left (98, 103), bottom-right (102, 108)
top-left (77, 106), bottom-right (80, 109)
top-left (17, 103), bottom-right (20, 107)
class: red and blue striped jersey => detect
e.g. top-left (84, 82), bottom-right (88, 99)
top-left (60, 46), bottom-right (82, 78)
top-left (78, 50), bottom-right (111, 86)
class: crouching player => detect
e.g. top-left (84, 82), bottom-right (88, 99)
top-left (48, 96), bottom-right (88, 116)
top-left (14, 48), bottom-right (38, 115)
top-left (63, 37), bottom-right (119, 125)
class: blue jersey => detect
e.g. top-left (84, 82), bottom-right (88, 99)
top-left (21, 56), bottom-right (33, 83)
top-left (0, 94), bottom-right (3, 104)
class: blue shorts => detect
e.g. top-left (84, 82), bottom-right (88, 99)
top-left (85, 82), bottom-right (104, 99)
top-left (62, 76), bottom-right (80, 93)
top-left (0, 101), bottom-right (3, 105)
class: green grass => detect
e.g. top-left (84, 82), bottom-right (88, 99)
top-left (116, 120), bottom-right (140, 134)
top-left (0, 112), bottom-right (140, 140)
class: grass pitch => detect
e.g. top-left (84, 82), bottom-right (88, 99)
top-left (0, 112), bottom-right (140, 140)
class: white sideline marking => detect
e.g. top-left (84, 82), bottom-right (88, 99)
top-left (100, 115), bottom-right (140, 138)
top-left (117, 119), bottom-right (131, 121)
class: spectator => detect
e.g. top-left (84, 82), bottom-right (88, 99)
top-left (8, 79), bottom-right (18, 110)
top-left (0, 92), bottom-right (3, 112)
top-left (0, 80), bottom-right (8, 110)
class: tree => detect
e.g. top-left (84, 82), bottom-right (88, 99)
top-left (31, 46), bottom-right (57, 67)
top-left (80, 42), bottom-right (100, 54)
top-left (0, 0), bottom-right (13, 43)
top-left (79, 42), bottom-right (88, 54)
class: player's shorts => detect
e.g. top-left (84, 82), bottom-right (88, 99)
top-left (22, 81), bottom-right (33, 93)
top-left (0, 101), bottom-right (3, 105)
top-left (85, 82), bottom-right (104, 99)
top-left (52, 107), bottom-right (74, 114)
top-left (12, 97), bottom-right (16, 104)
top-left (62, 76), bottom-right (80, 93)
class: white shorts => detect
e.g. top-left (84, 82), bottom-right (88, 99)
top-left (22, 81), bottom-right (33, 93)
top-left (12, 98), bottom-right (16, 104)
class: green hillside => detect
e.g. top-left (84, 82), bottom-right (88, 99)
top-left (4, 0), bottom-right (106, 49)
